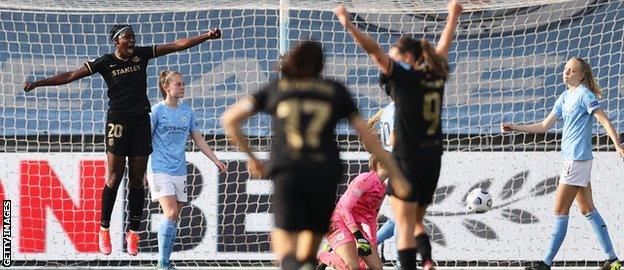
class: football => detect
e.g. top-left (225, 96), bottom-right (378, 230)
top-left (466, 188), bottom-right (493, 213)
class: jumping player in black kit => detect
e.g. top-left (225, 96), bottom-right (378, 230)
top-left (335, 1), bottom-right (463, 269)
top-left (23, 24), bottom-right (221, 256)
top-left (222, 41), bottom-right (409, 270)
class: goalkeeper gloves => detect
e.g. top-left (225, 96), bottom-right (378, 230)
top-left (354, 230), bottom-right (372, 256)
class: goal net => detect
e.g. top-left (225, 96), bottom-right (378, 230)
top-left (1, 0), bottom-right (622, 268)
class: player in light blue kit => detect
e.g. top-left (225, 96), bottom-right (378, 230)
top-left (148, 70), bottom-right (227, 270)
top-left (378, 102), bottom-right (396, 152)
top-left (503, 58), bottom-right (624, 270)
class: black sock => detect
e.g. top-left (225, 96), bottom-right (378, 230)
top-left (415, 233), bottom-right (432, 263)
top-left (127, 187), bottom-right (145, 231)
top-left (100, 184), bottom-right (119, 229)
top-left (299, 257), bottom-right (316, 270)
top-left (398, 247), bottom-right (417, 270)
top-left (380, 243), bottom-right (386, 262)
top-left (281, 254), bottom-right (300, 270)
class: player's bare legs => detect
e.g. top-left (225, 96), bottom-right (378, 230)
top-left (332, 240), bottom-right (382, 270)
top-left (392, 198), bottom-right (434, 270)
top-left (391, 197), bottom-right (418, 270)
top-left (127, 155), bottom-right (148, 188)
top-left (271, 229), bottom-right (297, 265)
top-left (391, 198), bottom-right (416, 249)
top-left (271, 229), bottom-right (322, 270)
top-left (414, 205), bottom-right (428, 237)
top-left (553, 183), bottom-right (578, 216)
top-left (317, 247), bottom-right (349, 269)
top-left (361, 246), bottom-right (383, 270)
top-left (295, 230), bottom-right (323, 262)
top-left (334, 242), bottom-right (360, 270)
top-left (159, 197), bottom-right (181, 220)
top-left (574, 183), bottom-right (595, 215)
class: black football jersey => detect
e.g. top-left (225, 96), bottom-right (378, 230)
top-left (386, 60), bottom-right (446, 158)
top-left (85, 46), bottom-right (156, 116)
top-left (251, 78), bottom-right (359, 172)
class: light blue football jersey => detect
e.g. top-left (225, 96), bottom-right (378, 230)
top-left (552, 84), bottom-right (601, 161)
top-left (149, 101), bottom-right (198, 175)
top-left (379, 102), bottom-right (396, 152)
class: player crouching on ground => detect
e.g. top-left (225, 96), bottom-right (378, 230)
top-left (317, 154), bottom-right (389, 270)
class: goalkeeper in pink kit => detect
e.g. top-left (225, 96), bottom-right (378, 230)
top-left (318, 155), bottom-right (388, 270)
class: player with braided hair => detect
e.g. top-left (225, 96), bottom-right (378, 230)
top-left (24, 24), bottom-right (221, 256)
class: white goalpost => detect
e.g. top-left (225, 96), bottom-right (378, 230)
top-left (0, 0), bottom-right (622, 269)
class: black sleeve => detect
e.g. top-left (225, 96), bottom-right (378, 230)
top-left (134, 46), bottom-right (157, 61)
top-left (335, 82), bottom-right (359, 120)
top-left (84, 55), bottom-right (107, 75)
top-left (250, 82), bottom-right (274, 113)
top-left (378, 73), bottom-right (392, 96)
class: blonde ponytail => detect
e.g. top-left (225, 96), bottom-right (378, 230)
top-left (573, 57), bottom-right (602, 99)
top-left (367, 108), bottom-right (385, 134)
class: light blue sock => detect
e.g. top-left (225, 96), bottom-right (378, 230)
top-left (377, 218), bottom-right (396, 244)
top-left (586, 209), bottom-right (618, 261)
top-left (543, 215), bottom-right (569, 266)
top-left (158, 218), bottom-right (177, 267)
top-left (168, 220), bottom-right (177, 256)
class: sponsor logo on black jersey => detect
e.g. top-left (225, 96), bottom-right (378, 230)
top-left (111, 65), bottom-right (141, 77)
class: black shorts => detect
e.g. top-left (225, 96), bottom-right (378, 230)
top-left (387, 156), bottom-right (441, 205)
top-left (272, 169), bottom-right (340, 233)
top-left (105, 114), bottom-right (152, 156)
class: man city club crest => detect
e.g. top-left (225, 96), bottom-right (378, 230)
top-left (132, 56), bottom-right (140, 62)
top-left (182, 116), bottom-right (187, 123)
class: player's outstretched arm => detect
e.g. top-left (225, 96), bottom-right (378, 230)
top-left (334, 4), bottom-right (391, 75)
top-left (191, 131), bottom-right (227, 172)
top-left (155, 28), bottom-right (221, 57)
top-left (593, 109), bottom-right (624, 158)
top-left (435, 0), bottom-right (463, 59)
top-left (501, 111), bottom-right (558, 134)
top-left (349, 115), bottom-right (411, 199)
top-left (23, 65), bottom-right (91, 92)
top-left (221, 98), bottom-right (265, 178)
